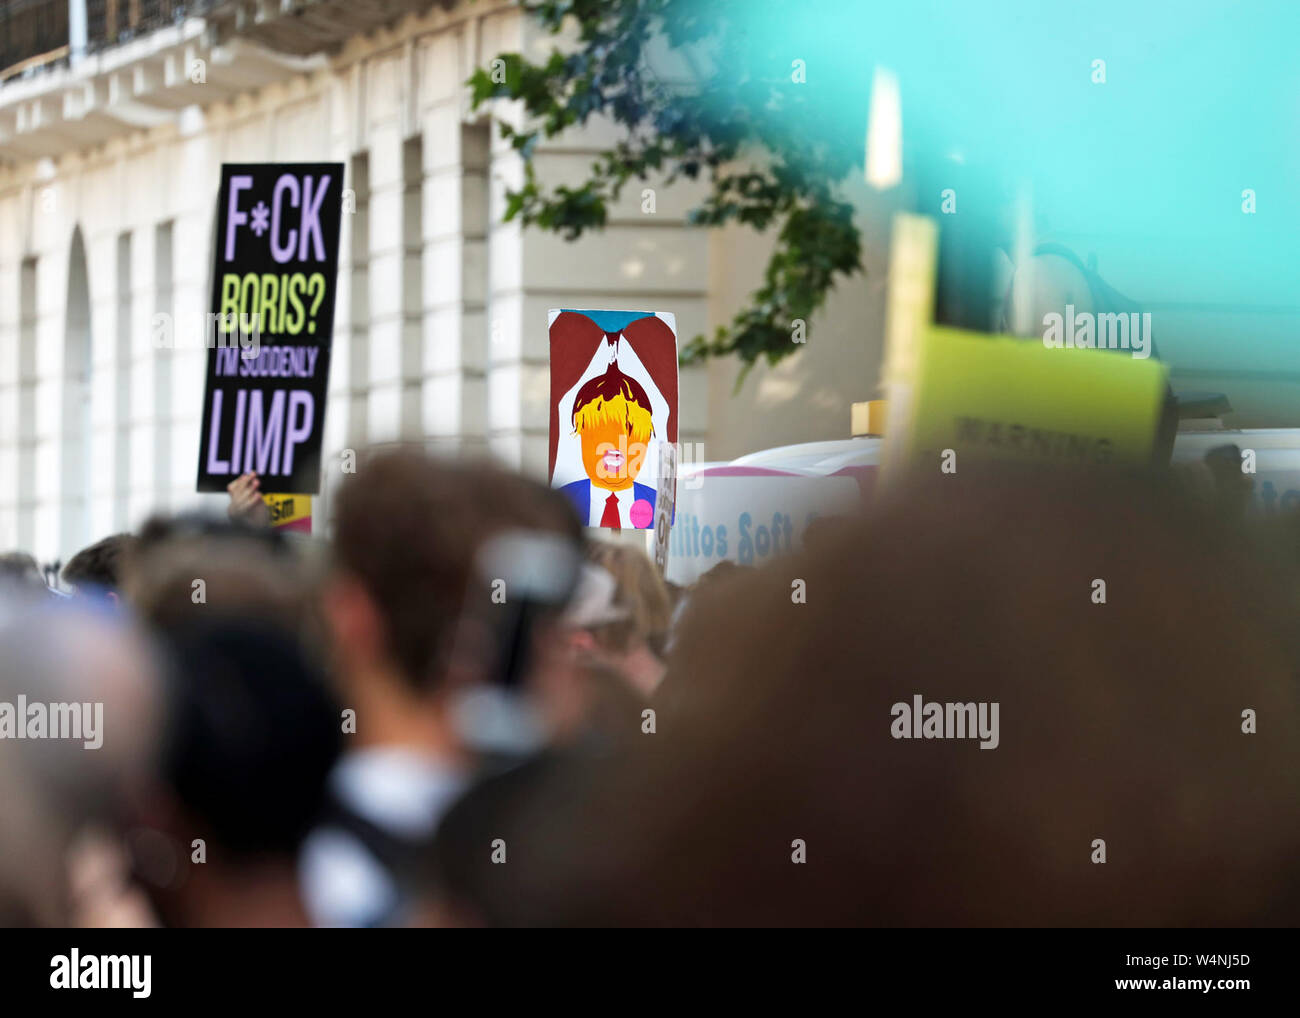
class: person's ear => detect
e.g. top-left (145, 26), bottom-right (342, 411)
top-left (567, 629), bottom-right (597, 655)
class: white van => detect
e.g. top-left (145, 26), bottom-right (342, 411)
top-left (662, 430), bottom-right (1300, 585)
top-left (665, 439), bottom-right (880, 585)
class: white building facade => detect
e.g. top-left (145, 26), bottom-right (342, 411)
top-left (0, 0), bottom-right (887, 564)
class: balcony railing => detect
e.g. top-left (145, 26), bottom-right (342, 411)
top-left (1, 0), bottom-right (69, 77)
top-left (85, 0), bottom-right (190, 49)
top-left (3, 0), bottom-right (458, 81)
top-left (1, 0), bottom-right (207, 78)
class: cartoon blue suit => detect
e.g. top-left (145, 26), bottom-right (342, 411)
top-left (560, 479), bottom-right (657, 529)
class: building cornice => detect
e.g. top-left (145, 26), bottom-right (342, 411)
top-left (0, 0), bottom-right (515, 169)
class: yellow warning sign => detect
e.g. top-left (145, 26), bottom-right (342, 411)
top-left (908, 326), bottom-right (1169, 468)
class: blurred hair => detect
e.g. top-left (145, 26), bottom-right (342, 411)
top-left (158, 618), bottom-right (341, 859)
top-left (125, 516), bottom-right (321, 645)
top-left (585, 541), bottom-right (672, 655)
top-left (62, 532), bottom-right (137, 592)
top-left (0, 551), bottom-right (46, 593)
top-left (697, 558), bottom-right (742, 584)
top-left (471, 467), bottom-right (1300, 925)
top-left (331, 449), bottom-right (582, 694)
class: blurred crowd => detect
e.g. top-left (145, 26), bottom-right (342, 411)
top-left (2, 449), bottom-right (1300, 926)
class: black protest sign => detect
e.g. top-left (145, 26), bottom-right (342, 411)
top-left (196, 163), bottom-right (343, 494)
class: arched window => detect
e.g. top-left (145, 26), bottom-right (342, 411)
top-left (60, 227), bottom-right (92, 557)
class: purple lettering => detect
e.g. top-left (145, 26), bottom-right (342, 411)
top-left (206, 391), bottom-right (230, 474)
top-left (270, 173), bottom-right (300, 264)
top-left (230, 389), bottom-right (247, 473)
top-left (299, 174), bottom-right (330, 262)
top-left (223, 175), bottom-right (254, 262)
top-left (216, 347), bottom-right (238, 376)
top-left (282, 391), bottom-right (314, 473)
top-left (245, 390), bottom-right (285, 475)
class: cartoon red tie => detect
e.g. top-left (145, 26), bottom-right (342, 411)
top-left (600, 492), bottom-right (621, 529)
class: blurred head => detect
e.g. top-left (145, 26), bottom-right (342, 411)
top-left (327, 449), bottom-right (582, 705)
top-left (585, 542), bottom-right (672, 652)
top-left (489, 468), bottom-right (1300, 925)
top-left (116, 514), bottom-right (337, 926)
top-left (131, 618), bottom-right (341, 927)
top-left (0, 593), bottom-right (162, 926)
top-left (125, 515), bottom-right (320, 642)
top-left (62, 533), bottom-right (138, 598)
top-left (572, 541), bottom-right (672, 696)
top-left (0, 551), bottom-right (48, 596)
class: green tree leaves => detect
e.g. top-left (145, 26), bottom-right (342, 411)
top-left (469, 0), bottom-right (865, 378)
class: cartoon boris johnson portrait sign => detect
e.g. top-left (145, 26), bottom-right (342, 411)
top-left (549, 310), bottom-right (678, 530)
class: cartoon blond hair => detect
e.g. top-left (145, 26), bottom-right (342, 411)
top-left (572, 364), bottom-right (654, 443)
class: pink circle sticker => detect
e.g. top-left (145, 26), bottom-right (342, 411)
top-left (630, 499), bottom-right (654, 529)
